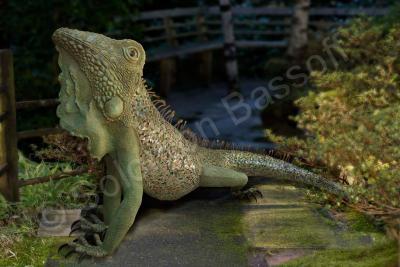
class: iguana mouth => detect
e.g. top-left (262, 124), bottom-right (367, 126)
top-left (56, 51), bottom-right (79, 128)
top-left (57, 55), bottom-right (73, 98)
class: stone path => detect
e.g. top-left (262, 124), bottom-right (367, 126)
top-left (167, 80), bottom-right (273, 149)
top-left (47, 178), bottom-right (378, 267)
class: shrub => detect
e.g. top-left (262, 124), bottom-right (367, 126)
top-left (266, 10), bottom-right (400, 237)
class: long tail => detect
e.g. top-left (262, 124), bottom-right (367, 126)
top-left (202, 148), bottom-right (347, 197)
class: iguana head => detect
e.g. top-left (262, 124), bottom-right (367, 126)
top-left (53, 28), bottom-right (146, 159)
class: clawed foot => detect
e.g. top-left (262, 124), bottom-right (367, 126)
top-left (70, 214), bottom-right (108, 236)
top-left (58, 234), bottom-right (108, 261)
top-left (59, 207), bottom-right (109, 261)
top-left (232, 187), bottom-right (263, 202)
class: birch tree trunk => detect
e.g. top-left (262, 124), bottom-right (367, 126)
top-left (287, 0), bottom-right (311, 61)
top-left (219, 0), bottom-right (239, 92)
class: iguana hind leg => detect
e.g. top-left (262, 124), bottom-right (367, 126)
top-left (199, 164), bottom-right (248, 188)
top-left (200, 164), bottom-right (262, 201)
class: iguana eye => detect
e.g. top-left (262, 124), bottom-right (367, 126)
top-left (123, 46), bottom-right (139, 61)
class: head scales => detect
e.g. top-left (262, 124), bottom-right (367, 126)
top-left (52, 28), bottom-right (146, 126)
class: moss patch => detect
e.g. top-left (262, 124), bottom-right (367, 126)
top-left (281, 240), bottom-right (399, 267)
top-left (209, 203), bottom-right (248, 256)
top-left (0, 235), bottom-right (71, 267)
top-left (242, 183), bottom-right (381, 249)
top-left (0, 155), bottom-right (95, 266)
top-left (175, 200), bottom-right (248, 260)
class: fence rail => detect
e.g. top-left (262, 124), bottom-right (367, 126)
top-left (136, 6), bottom-right (387, 93)
top-left (137, 6), bottom-right (388, 57)
top-left (19, 166), bottom-right (88, 187)
top-left (17, 128), bottom-right (65, 140)
top-left (0, 50), bottom-right (84, 202)
top-left (16, 99), bottom-right (59, 110)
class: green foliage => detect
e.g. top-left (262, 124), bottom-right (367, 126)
top-left (1, 152), bottom-right (96, 222)
top-left (0, 235), bottom-right (69, 267)
top-left (18, 152), bottom-right (96, 210)
top-left (281, 239), bottom-right (398, 267)
top-left (0, 153), bottom-right (96, 265)
top-left (267, 9), bottom-right (400, 230)
top-left (0, 1), bottom-right (147, 130)
top-left (1, 0), bottom-right (146, 100)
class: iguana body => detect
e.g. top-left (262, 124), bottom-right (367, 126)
top-left (53, 28), bottom-right (345, 258)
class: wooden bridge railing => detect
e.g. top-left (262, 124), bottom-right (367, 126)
top-left (131, 6), bottom-right (388, 94)
top-left (135, 6), bottom-right (388, 60)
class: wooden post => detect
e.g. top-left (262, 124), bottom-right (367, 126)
top-left (287, 0), bottom-right (311, 61)
top-left (219, 0), bottom-right (239, 92)
top-left (196, 10), bottom-right (213, 86)
top-left (160, 17), bottom-right (177, 97)
top-left (159, 58), bottom-right (176, 97)
top-left (0, 50), bottom-right (19, 202)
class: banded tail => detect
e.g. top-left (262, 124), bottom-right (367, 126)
top-left (203, 148), bottom-right (347, 197)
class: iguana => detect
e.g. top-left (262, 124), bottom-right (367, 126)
top-left (53, 28), bottom-right (346, 259)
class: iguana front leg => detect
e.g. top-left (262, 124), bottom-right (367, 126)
top-left (102, 151), bottom-right (143, 255)
top-left (70, 158), bottom-right (123, 236)
top-left (61, 139), bottom-right (143, 258)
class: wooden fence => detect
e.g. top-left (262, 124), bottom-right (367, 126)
top-left (0, 6), bottom-right (389, 202)
top-left (0, 50), bottom-right (86, 202)
top-left (138, 6), bottom-right (388, 59)
top-left (134, 6), bottom-right (388, 94)
top-left (0, 50), bottom-right (19, 201)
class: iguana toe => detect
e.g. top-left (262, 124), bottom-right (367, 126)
top-left (70, 215), bottom-right (108, 235)
top-left (232, 187), bottom-right (263, 202)
top-left (59, 234), bottom-right (108, 259)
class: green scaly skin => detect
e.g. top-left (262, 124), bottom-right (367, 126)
top-left (52, 28), bottom-right (347, 259)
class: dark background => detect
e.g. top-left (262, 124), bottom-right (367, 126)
top-left (0, 0), bottom-right (396, 132)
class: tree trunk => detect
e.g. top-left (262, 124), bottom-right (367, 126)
top-left (287, 0), bottom-right (311, 62)
top-left (219, 0), bottom-right (239, 92)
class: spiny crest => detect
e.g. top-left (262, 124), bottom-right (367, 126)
top-left (146, 85), bottom-right (189, 131)
top-left (180, 127), bottom-right (297, 163)
top-left (144, 85), bottom-right (297, 164)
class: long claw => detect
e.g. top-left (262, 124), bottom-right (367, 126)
top-left (77, 253), bottom-right (85, 263)
top-left (78, 253), bottom-right (90, 263)
top-left (58, 243), bottom-right (69, 253)
top-left (233, 187), bottom-right (263, 202)
top-left (64, 249), bottom-right (76, 259)
top-left (78, 236), bottom-right (90, 246)
top-left (94, 233), bottom-right (103, 246)
top-left (71, 220), bottom-right (80, 229)
top-left (70, 226), bottom-right (81, 236)
top-left (90, 214), bottom-right (103, 224)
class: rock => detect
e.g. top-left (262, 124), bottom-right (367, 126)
top-left (38, 209), bottom-right (80, 237)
